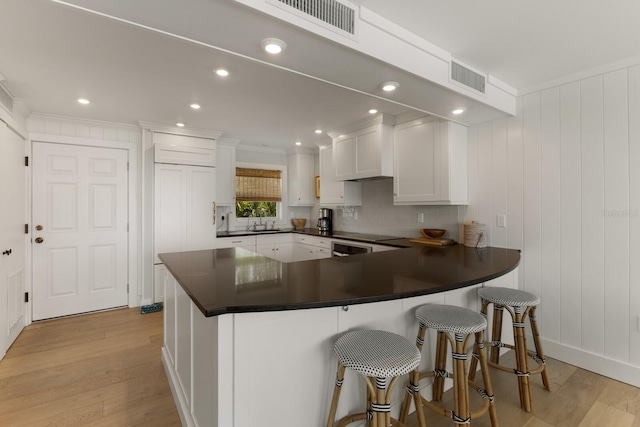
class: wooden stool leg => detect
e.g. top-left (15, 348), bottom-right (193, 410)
top-left (433, 330), bottom-right (448, 401)
top-left (528, 306), bottom-right (551, 391)
top-left (400, 368), bottom-right (426, 427)
top-left (452, 333), bottom-right (470, 426)
top-left (475, 330), bottom-right (499, 427)
top-left (326, 363), bottom-right (346, 427)
top-left (490, 303), bottom-right (504, 364)
top-left (513, 306), bottom-right (532, 412)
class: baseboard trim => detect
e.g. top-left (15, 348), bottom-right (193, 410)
top-left (162, 346), bottom-right (195, 427)
top-left (540, 337), bottom-right (640, 388)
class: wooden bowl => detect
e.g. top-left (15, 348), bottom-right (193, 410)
top-left (291, 218), bottom-right (306, 230)
top-left (420, 228), bottom-right (447, 239)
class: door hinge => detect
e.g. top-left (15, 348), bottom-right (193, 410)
top-left (25, 224), bottom-right (29, 234)
top-left (127, 283), bottom-right (129, 293)
top-left (25, 156), bottom-right (29, 166)
top-left (127, 223), bottom-right (129, 232)
top-left (127, 162), bottom-right (129, 171)
top-left (24, 292), bottom-right (29, 303)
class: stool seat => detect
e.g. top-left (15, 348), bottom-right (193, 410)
top-left (415, 304), bottom-right (487, 335)
top-left (334, 330), bottom-right (421, 378)
top-left (401, 304), bottom-right (498, 426)
top-left (478, 287), bottom-right (540, 307)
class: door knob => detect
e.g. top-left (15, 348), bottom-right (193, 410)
top-left (2, 249), bottom-right (11, 256)
top-left (35, 237), bottom-right (44, 244)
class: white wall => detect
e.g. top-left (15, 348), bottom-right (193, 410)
top-left (466, 62), bottom-right (640, 386)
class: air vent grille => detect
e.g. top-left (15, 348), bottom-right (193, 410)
top-left (451, 61), bottom-right (486, 94)
top-left (271, 0), bottom-right (356, 35)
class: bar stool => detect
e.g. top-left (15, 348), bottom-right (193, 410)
top-left (469, 287), bottom-right (551, 412)
top-left (400, 304), bottom-right (498, 426)
top-left (326, 329), bottom-right (425, 427)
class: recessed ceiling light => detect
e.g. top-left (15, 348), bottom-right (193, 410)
top-left (176, 122), bottom-right (185, 127)
top-left (368, 109), bottom-right (378, 114)
top-left (215, 68), bottom-right (229, 77)
top-left (261, 38), bottom-right (286, 54)
top-left (315, 129), bottom-right (322, 134)
top-left (190, 103), bottom-right (201, 110)
top-left (380, 81), bottom-right (399, 92)
top-left (295, 141), bottom-right (302, 146)
top-left (452, 108), bottom-right (465, 115)
top-left (77, 98), bottom-right (90, 105)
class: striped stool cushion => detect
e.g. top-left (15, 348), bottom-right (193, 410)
top-left (334, 330), bottom-right (421, 378)
top-left (415, 304), bottom-right (486, 334)
top-left (478, 287), bottom-right (540, 307)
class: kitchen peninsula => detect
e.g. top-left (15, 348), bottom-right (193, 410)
top-left (159, 242), bottom-right (520, 427)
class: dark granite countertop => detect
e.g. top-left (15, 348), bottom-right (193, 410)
top-left (159, 245), bottom-right (520, 317)
top-left (217, 228), bottom-right (411, 247)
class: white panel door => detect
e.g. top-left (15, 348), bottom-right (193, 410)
top-left (32, 142), bottom-right (128, 320)
top-left (0, 123), bottom-right (26, 356)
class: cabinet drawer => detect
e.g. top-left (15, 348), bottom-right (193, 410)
top-left (217, 236), bottom-right (256, 249)
top-left (315, 237), bottom-right (332, 249)
top-left (257, 233), bottom-right (292, 244)
top-left (294, 234), bottom-right (314, 245)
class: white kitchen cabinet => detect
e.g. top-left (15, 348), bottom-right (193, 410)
top-left (393, 117), bottom-right (468, 205)
top-left (287, 152), bottom-right (315, 206)
top-left (217, 235), bottom-right (256, 252)
top-left (256, 234), bottom-right (293, 262)
top-left (154, 164), bottom-right (216, 264)
top-left (319, 145), bottom-right (361, 206)
top-left (216, 143), bottom-right (237, 206)
top-left (369, 244), bottom-right (399, 252)
top-left (330, 113), bottom-right (394, 180)
top-left (292, 243), bottom-right (317, 262)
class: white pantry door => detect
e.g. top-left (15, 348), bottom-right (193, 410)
top-left (32, 142), bottom-right (129, 320)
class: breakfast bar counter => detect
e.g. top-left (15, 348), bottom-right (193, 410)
top-left (159, 245), bottom-right (520, 427)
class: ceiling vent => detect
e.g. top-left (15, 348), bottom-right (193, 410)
top-left (267, 0), bottom-right (358, 38)
top-left (451, 61), bottom-right (486, 94)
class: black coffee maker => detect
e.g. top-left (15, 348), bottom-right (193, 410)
top-left (317, 208), bottom-right (333, 233)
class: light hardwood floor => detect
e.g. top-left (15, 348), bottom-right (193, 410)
top-left (0, 308), bottom-right (181, 426)
top-left (1, 308), bottom-right (640, 426)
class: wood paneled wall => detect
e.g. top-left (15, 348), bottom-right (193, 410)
top-left (466, 63), bottom-right (640, 382)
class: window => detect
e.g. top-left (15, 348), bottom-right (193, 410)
top-left (235, 167), bottom-right (281, 218)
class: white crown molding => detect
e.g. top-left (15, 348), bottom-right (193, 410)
top-left (518, 54), bottom-right (640, 96)
top-left (326, 112), bottom-right (394, 139)
top-left (217, 137), bottom-right (242, 146)
top-left (138, 121), bottom-right (223, 140)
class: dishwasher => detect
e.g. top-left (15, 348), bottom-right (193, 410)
top-left (331, 241), bottom-right (372, 257)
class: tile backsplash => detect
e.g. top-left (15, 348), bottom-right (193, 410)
top-left (326, 178), bottom-right (464, 241)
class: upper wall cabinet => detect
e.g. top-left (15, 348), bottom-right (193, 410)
top-left (393, 117), bottom-right (467, 205)
top-left (153, 133), bottom-right (216, 167)
top-left (319, 145), bottom-right (361, 206)
top-left (216, 140), bottom-right (239, 206)
top-left (329, 114), bottom-right (394, 181)
top-left (287, 151), bottom-right (315, 206)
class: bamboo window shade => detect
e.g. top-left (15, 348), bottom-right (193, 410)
top-left (235, 168), bottom-right (282, 202)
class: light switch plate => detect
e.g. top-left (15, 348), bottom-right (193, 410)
top-left (497, 214), bottom-right (507, 228)
top-left (417, 213), bottom-right (424, 223)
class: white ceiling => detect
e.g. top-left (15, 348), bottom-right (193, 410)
top-left (2, 0), bottom-right (639, 150)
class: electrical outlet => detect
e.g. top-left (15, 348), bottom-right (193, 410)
top-left (417, 213), bottom-right (424, 223)
top-left (497, 214), bottom-right (507, 228)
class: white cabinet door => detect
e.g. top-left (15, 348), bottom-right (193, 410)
top-left (154, 164), bottom-right (216, 263)
top-left (394, 117), bottom-right (468, 205)
top-left (319, 146), bottom-right (361, 206)
top-left (394, 117), bottom-right (441, 203)
top-left (293, 243), bottom-right (316, 262)
top-left (274, 242), bottom-right (292, 263)
top-left (216, 144), bottom-right (236, 205)
top-left (0, 123), bottom-right (26, 358)
top-left (288, 153), bottom-right (315, 206)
